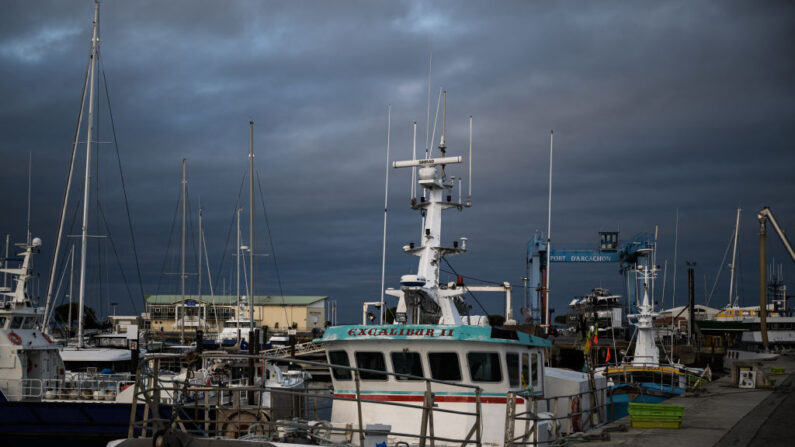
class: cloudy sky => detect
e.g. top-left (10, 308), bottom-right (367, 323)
top-left (1, 0), bottom-right (793, 325)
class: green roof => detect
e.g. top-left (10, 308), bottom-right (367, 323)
top-left (144, 295), bottom-right (326, 306)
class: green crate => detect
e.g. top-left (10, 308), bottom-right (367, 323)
top-left (631, 417), bottom-right (682, 429)
top-left (770, 366), bottom-right (786, 375)
top-left (628, 403), bottom-right (685, 418)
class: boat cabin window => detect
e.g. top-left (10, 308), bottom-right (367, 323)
top-left (521, 353), bottom-right (530, 389)
top-left (391, 352), bottom-right (423, 380)
top-left (22, 318), bottom-right (36, 329)
top-left (11, 316), bottom-right (24, 329)
top-left (468, 352), bottom-right (502, 382)
top-left (428, 352), bottom-right (461, 381)
top-left (506, 353), bottom-right (520, 387)
top-left (0, 317), bottom-right (6, 328)
top-left (531, 353), bottom-right (539, 388)
top-left (328, 350), bottom-right (352, 380)
top-left (355, 352), bottom-right (388, 380)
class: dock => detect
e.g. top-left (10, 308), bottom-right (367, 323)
top-left (585, 354), bottom-right (795, 446)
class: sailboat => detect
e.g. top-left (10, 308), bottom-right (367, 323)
top-left (35, 0), bottom-right (140, 375)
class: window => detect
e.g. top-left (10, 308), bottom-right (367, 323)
top-left (0, 317), bottom-right (6, 328)
top-left (531, 353), bottom-right (539, 388)
top-left (468, 352), bottom-right (502, 382)
top-left (391, 352), bottom-right (423, 380)
top-left (355, 352), bottom-right (388, 380)
top-left (506, 353), bottom-right (520, 387)
top-left (22, 318), bottom-right (36, 329)
top-left (428, 352), bottom-right (461, 381)
top-left (328, 350), bottom-right (352, 380)
top-left (521, 353), bottom-right (530, 389)
top-left (11, 317), bottom-right (23, 329)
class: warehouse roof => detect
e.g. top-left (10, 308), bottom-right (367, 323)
top-left (144, 295), bottom-right (326, 306)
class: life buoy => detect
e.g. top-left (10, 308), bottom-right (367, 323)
top-left (571, 395), bottom-right (582, 432)
top-left (7, 332), bottom-right (22, 345)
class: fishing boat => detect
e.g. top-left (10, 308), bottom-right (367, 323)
top-left (596, 262), bottom-right (709, 419)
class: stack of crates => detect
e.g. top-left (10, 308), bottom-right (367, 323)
top-left (770, 366), bottom-right (786, 375)
top-left (628, 403), bottom-right (684, 429)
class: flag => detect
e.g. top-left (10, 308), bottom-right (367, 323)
top-left (593, 333), bottom-right (598, 345)
top-left (605, 348), bottom-right (612, 363)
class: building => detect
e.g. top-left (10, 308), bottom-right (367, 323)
top-left (144, 295), bottom-right (327, 334)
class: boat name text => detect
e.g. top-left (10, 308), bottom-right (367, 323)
top-left (346, 327), bottom-right (454, 337)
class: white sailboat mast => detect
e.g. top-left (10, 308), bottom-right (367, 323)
top-left (728, 208), bottom-right (741, 307)
top-left (77, 1), bottom-right (100, 348)
top-left (249, 121), bottom-right (255, 330)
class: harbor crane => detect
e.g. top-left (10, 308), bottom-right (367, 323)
top-left (527, 231), bottom-right (655, 327)
top-left (758, 206), bottom-right (795, 347)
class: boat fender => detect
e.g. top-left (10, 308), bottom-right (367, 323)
top-left (7, 332), bottom-right (22, 345)
top-left (571, 395), bottom-right (582, 432)
top-left (42, 332), bottom-right (53, 343)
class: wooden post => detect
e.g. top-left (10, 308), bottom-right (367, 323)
top-left (504, 392), bottom-right (516, 447)
top-left (475, 388), bottom-right (483, 447)
top-left (355, 372), bottom-right (365, 447)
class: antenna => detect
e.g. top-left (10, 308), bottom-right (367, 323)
top-left (425, 49), bottom-right (432, 162)
top-left (440, 90), bottom-right (446, 154)
top-left (411, 122), bottom-right (417, 203)
top-left (544, 130), bottom-right (554, 332)
top-left (379, 105), bottom-right (392, 324)
top-left (467, 115), bottom-right (472, 206)
top-left (26, 152), bottom-right (32, 245)
top-left (429, 88), bottom-right (442, 159)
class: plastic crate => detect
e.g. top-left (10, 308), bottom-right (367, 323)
top-left (770, 366), bottom-right (786, 375)
top-left (630, 416), bottom-right (682, 429)
top-left (628, 403), bottom-right (684, 418)
top-left (629, 403), bottom-right (684, 429)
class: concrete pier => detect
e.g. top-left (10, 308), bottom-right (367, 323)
top-left (586, 354), bottom-right (795, 447)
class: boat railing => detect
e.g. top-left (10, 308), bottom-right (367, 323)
top-left (504, 383), bottom-right (613, 446)
top-left (601, 362), bottom-right (710, 391)
top-left (126, 351), bottom-right (488, 446)
top-left (0, 375), bottom-right (135, 401)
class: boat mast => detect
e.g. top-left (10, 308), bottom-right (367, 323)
top-left (180, 158), bottom-right (187, 345)
top-left (248, 121), bottom-right (255, 331)
top-left (728, 208), bottom-right (741, 307)
top-left (544, 130), bottom-right (554, 331)
top-left (236, 207), bottom-right (241, 332)
top-left (77, 1), bottom-right (100, 348)
top-left (379, 105), bottom-right (391, 324)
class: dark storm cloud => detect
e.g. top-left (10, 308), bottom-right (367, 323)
top-left (1, 0), bottom-right (793, 322)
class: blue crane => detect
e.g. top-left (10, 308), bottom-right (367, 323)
top-left (526, 230), bottom-right (655, 326)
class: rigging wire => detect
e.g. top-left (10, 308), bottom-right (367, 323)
top-left (256, 171), bottom-right (290, 328)
top-left (98, 54), bottom-right (146, 305)
top-left (706, 229), bottom-right (736, 306)
top-left (155, 188), bottom-right (182, 296)
top-left (441, 257), bottom-right (491, 318)
top-left (439, 268), bottom-right (503, 286)
top-left (212, 169), bottom-right (247, 294)
top-left (97, 201), bottom-right (139, 314)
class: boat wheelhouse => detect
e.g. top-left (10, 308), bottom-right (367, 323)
top-left (323, 324), bottom-right (552, 444)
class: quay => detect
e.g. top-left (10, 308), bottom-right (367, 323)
top-left (586, 354), bottom-right (795, 447)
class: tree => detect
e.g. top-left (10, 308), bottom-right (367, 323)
top-left (53, 302), bottom-right (100, 329)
